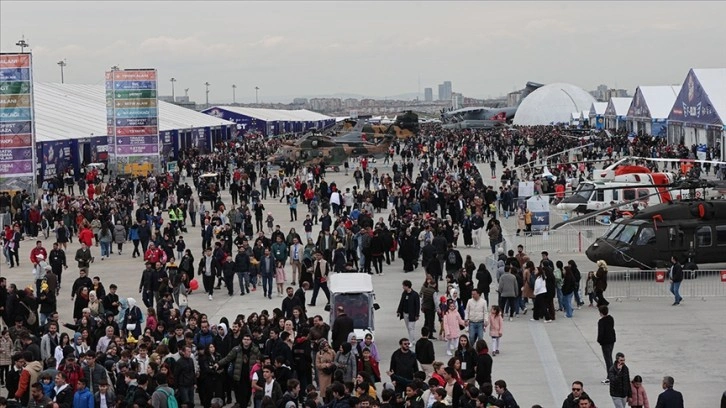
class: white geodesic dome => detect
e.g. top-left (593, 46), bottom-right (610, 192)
top-left (513, 83), bottom-right (596, 126)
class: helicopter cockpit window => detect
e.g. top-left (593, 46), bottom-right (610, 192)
top-left (637, 189), bottom-right (649, 200)
top-left (696, 226), bottom-right (712, 247)
top-left (636, 227), bottom-right (656, 245)
top-left (575, 184), bottom-right (595, 200)
top-left (613, 222), bottom-right (643, 244)
top-left (605, 222), bottom-right (625, 240)
top-left (716, 226), bottom-right (726, 246)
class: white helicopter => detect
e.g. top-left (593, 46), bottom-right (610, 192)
top-left (556, 157), bottom-right (726, 214)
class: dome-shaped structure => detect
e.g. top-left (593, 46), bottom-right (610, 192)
top-left (513, 83), bottom-right (596, 126)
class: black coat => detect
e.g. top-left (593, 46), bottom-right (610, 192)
top-left (656, 387), bottom-right (684, 408)
top-left (396, 290), bottom-right (420, 321)
top-left (331, 314), bottom-right (354, 351)
top-left (597, 315), bottom-right (616, 345)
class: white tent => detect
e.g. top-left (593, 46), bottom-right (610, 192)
top-left (513, 83), bottom-right (596, 126)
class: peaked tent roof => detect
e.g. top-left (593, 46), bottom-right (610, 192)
top-left (628, 86), bottom-right (680, 120)
top-left (204, 106), bottom-right (332, 122)
top-left (604, 97), bottom-right (632, 117)
top-left (33, 83), bottom-right (235, 142)
top-left (589, 102), bottom-right (607, 116)
top-left (668, 68), bottom-right (726, 126)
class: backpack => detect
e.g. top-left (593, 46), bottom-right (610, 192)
top-left (447, 250), bottom-right (457, 266)
top-left (19, 301), bottom-right (36, 325)
top-left (157, 387), bottom-right (179, 408)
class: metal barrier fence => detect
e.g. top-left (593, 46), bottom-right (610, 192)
top-left (501, 228), bottom-right (608, 255)
top-left (604, 270), bottom-right (726, 300)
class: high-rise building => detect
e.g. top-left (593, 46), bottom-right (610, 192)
top-left (424, 88), bottom-right (433, 102)
top-left (438, 81), bottom-right (452, 101)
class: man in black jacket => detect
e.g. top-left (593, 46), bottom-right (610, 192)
top-left (607, 352), bottom-right (631, 407)
top-left (174, 345), bottom-right (197, 407)
top-left (387, 338), bottom-right (419, 394)
top-left (668, 255), bottom-right (684, 306)
top-left (331, 306), bottom-right (354, 351)
top-left (562, 381), bottom-right (593, 408)
top-left (597, 306), bottom-right (616, 384)
top-left (655, 376), bottom-right (684, 408)
top-left (396, 280), bottom-right (420, 342)
top-left (49, 243), bottom-right (68, 291)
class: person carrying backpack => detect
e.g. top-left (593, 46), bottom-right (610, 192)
top-left (151, 372), bottom-right (178, 408)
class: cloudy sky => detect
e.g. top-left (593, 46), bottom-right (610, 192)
top-left (2, 1), bottom-right (725, 103)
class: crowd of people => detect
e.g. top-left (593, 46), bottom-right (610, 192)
top-left (0, 123), bottom-right (695, 408)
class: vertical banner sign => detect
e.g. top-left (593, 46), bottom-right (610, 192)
top-left (0, 53), bottom-right (36, 192)
top-left (106, 69), bottom-right (159, 176)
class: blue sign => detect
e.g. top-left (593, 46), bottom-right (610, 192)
top-left (0, 107), bottom-right (32, 121)
top-left (0, 68), bottom-right (30, 81)
top-left (0, 120), bottom-right (31, 135)
top-left (114, 80), bottom-right (156, 90)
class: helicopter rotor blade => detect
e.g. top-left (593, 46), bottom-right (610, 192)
top-left (552, 181), bottom-right (717, 230)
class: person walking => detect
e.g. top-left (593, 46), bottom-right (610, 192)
top-left (396, 280), bottom-right (420, 342)
top-left (655, 376), bottom-right (684, 408)
top-left (608, 352), bottom-right (631, 408)
top-left (497, 268), bottom-right (519, 322)
top-left (668, 255), bottom-right (683, 306)
top-left (594, 260), bottom-right (609, 306)
top-left (597, 305), bottom-right (616, 384)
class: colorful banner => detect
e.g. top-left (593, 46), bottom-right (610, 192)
top-left (36, 140), bottom-right (73, 180)
top-left (106, 69), bottom-right (160, 176)
top-left (0, 53), bottom-right (35, 192)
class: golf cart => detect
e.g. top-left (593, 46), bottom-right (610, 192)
top-left (325, 273), bottom-right (380, 339)
top-left (197, 173), bottom-right (220, 204)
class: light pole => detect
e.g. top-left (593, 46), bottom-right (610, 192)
top-left (232, 84), bottom-right (237, 104)
top-left (16, 36), bottom-right (29, 52)
top-left (204, 82), bottom-right (211, 107)
top-left (57, 60), bottom-right (67, 83)
top-left (255, 86), bottom-right (259, 104)
top-left (170, 78), bottom-right (177, 101)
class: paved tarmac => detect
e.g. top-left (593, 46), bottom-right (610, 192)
top-left (3, 161), bottom-right (725, 407)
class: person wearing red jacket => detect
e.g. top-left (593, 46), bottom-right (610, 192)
top-left (78, 227), bottom-right (94, 248)
top-left (29, 240), bottom-right (48, 266)
top-left (87, 184), bottom-right (95, 201)
top-left (144, 243), bottom-right (165, 264)
top-left (356, 347), bottom-right (381, 384)
top-left (28, 206), bottom-right (41, 237)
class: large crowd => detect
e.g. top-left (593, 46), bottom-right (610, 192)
top-left (0, 124), bottom-right (697, 408)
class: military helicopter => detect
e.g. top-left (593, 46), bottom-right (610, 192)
top-left (267, 129), bottom-right (394, 166)
top-left (552, 178), bottom-right (726, 268)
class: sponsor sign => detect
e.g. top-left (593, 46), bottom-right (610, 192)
top-left (0, 53), bottom-right (35, 192)
top-left (106, 69), bottom-right (159, 175)
top-left (669, 69), bottom-right (723, 126)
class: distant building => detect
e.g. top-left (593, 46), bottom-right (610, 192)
top-left (424, 88), bottom-right (433, 102)
top-left (507, 91), bottom-right (522, 107)
top-left (292, 98), bottom-right (308, 105)
top-left (451, 92), bottom-right (464, 109)
top-left (438, 81), bottom-right (452, 101)
top-left (343, 98), bottom-right (360, 108)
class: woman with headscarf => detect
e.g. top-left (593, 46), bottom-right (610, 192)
top-left (334, 342), bottom-right (357, 383)
top-left (87, 290), bottom-right (104, 319)
top-left (122, 298), bottom-right (143, 339)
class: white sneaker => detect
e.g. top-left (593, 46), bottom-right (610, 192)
top-left (508, 317), bottom-right (513, 322)
top-left (208, 294), bottom-right (213, 301)
top-left (446, 350), bottom-right (453, 356)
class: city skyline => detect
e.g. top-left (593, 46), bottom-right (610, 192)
top-left (1, 2), bottom-right (725, 103)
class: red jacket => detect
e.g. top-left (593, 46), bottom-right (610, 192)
top-left (79, 228), bottom-right (94, 247)
top-left (356, 356), bottom-right (380, 382)
top-left (29, 246), bottom-right (47, 264)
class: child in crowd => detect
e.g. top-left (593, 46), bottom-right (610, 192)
top-left (275, 260), bottom-right (286, 296)
top-left (488, 305), bottom-right (503, 355)
top-left (586, 271), bottom-right (596, 307)
top-left (175, 236), bottom-right (186, 260)
top-left (437, 295), bottom-right (448, 340)
top-left (266, 212), bottom-right (275, 234)
top-left (442, 299), bottom-right (466, 356)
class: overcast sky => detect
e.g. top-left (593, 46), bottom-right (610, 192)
top-left (2, 1), bottom-right (725, 103)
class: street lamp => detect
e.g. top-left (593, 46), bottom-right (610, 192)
top-left (57, 59), bottom-right (67, 83)
top-left (16, 36), bottom-right (29, 52)
top-left (232, 84), bottom-right (237, 104)
top-left (204, 82), bottom-right (211, 107)
top-left (170, 78), bottom-right (177, 101)
top-left (255, 86), bottom-right (259, 104)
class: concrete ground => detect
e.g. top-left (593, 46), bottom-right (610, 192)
top-left (3, 160), bottom-right (725, 407)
